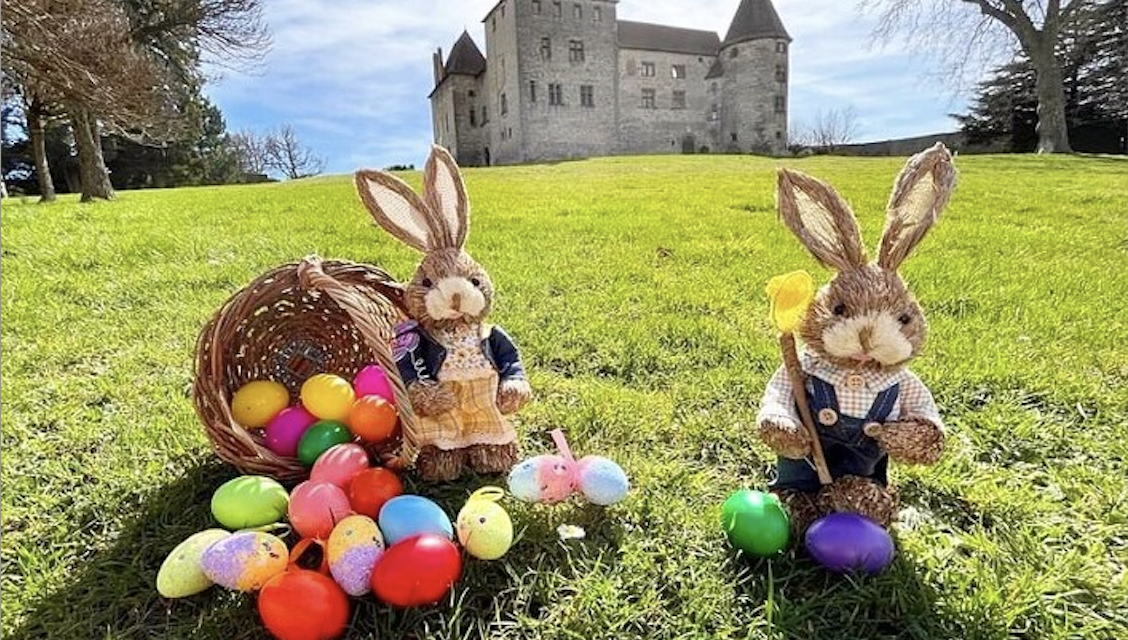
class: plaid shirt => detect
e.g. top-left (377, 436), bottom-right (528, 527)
top-left (758, 352), bottom-right (943, 429)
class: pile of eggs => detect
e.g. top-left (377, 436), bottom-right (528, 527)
top-left (230, 364), bottom-right (400, 464)
top-left (157, 453), bottom-right (516, 640)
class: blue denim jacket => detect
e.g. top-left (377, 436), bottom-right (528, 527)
top-left (393, 321), bottom-right (527, 385)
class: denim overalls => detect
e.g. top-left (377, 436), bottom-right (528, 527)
top-left (771, 376), bottom-right (900, 493)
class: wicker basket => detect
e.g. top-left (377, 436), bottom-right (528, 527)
top-left (193, 256), bottom-right (420, 482)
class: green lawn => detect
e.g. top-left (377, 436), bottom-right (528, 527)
top-left (2, 153), bottom-right (1126, 640)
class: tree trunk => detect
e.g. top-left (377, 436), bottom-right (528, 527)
top-left (27, 99), bottom-right (57, 202)
top-left (69, 105), bottom-right (115, 201)
top-left (1029, 39), bottom-right (1073, 153)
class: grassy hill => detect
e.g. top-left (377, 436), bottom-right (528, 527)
top-left (2, 153), bottom-right (1126, 640)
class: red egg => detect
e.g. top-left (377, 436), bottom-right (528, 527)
top-left (370, 534), bottom-right (461, 608)
top-left (258, 569), bottom-right (349, 640)
top-left (289, 481), bottom-right (352, 539)
top-left (347, 467), bottom-right (404, 519)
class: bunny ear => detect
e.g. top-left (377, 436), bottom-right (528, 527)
top-left (423, 145), bottom-right (469, 249)
top-left (355, 169), bottom-right (439, 252)
top-left (878, 143), bottom-right (956, 270)
top-left (777, 168), bottom-right (867, 271)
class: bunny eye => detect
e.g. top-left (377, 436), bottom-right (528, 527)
top-left (470, 277), bottom-right (481, 287)
top-left (833, 303), bottom-right (847, 316)
top-left (421, 278), bottom-right (433, 288)
top-left (898, 313), bottom-right (912, 325)
top-left (478, 516), bottom-right (487, 524)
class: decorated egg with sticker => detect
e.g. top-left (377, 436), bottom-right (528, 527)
top-left (200, 531), bottom-right (288, 592)
top-left (507, 454), bottom-right (575, 504)
top-left (156, 529), bottom-right (231, 598)
top-left (327, 515), bottom-right (384, 596)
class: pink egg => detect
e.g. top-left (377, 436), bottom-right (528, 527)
top-left (264, 406), bottom-right (317, 457)
top-left (289, 481), bottom-right (352, 539)
top-left (353, 365), bottom-right (396, 404)
top-left (310, 444), bottom-right (370, 488)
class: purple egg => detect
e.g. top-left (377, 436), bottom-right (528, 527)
top-left (804, 513), bottom-right (895, 575)
top-left (264, 405), bottom-right (316, 457)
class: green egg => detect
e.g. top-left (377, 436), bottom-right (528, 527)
top-left (297, 420), bottom-right (353, 466)
top-left (211, 475), bottom-right (289, 530)
top-left (721, 489), bottom-right (791, 557)
top-left (156, 529), bottom-right (231, 598)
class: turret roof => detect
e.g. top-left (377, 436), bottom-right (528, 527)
top-left (722, 0), bottom-right (790, 47)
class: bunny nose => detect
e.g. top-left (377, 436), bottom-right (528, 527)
top-left (858, 325), bottom-right (874, 352)
top-left (450, 293), bottom-right (462, 311)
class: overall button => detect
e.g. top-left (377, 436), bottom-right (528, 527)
top-left (817, 408), bottom-right (838, 426)
top-left (846, 374), bottom-right (865, 390)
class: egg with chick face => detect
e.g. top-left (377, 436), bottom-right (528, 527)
top-left (456, 487), bottom-right (513, 560)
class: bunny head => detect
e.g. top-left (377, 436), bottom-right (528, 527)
top-left (777, 143), bottom-right (956, 372)
top-left (355, 146), bottom-right (494, 331)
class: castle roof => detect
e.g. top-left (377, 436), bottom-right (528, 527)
top-left (704, 58), bottom-right (724, 79)
top-left (722, 0), bottom-right (791, 47)
top-left (617, 20), bottom-right (721, 56)
top-left (444, 31), bottom-right (486, 77)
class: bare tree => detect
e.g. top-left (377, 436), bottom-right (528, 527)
top-left (229, 129), bottom-right (271, 175)
top-left (265, 125), bottom-right (325, 180)
top-left (863, 0), bottom-right (1106, 153)
top-left (791, 107), bottom-right (861, 152)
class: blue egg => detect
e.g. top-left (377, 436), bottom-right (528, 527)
top-left (377, 495), bottom-right (453, 545)
top-left (577, 456), bottom-right (629, 505)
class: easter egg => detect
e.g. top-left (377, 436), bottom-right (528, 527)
top-left (805, 513), bottom-right (895, 575)
top-left (370, 534), bottom-right (462, 608)
top-left (301, 374), bottom-right (355, 421)
top-left (507, 454), bottom-right (575, 504)
top-left (231, 380), bottom-right (290, 428)
top-left (353, 365), bottom-right (396, 403)
top-left (721, 489), bottom-right (790, 557)
top-left (378, 495), bottom-right (453, 545)
top-left (327, 515), bottom-right (384, 596)
top-left (211, 475), bottom-right (289, 530)
top-left (310, 443), bottom-right (370, 488)
top-left (200, 531), bottom-right (288, 591)
top-left (265, 405), bottom-right (318, 457)
top-left (455, 487), bottom-right (513, 560)
top-left (347, 467), bottom-right (404, 518)
top-left (289, 481), bottom-right (352, 540)
top-left (297, 421), bottom-right (353, 466)
top-left (156, 529), bottom-right (231, 598)
top-left (259, 569), bottom-right (350, 640)
top-left (346, 395), bottom-right (398, 443)
top-left (576, 456), bottom-right (630, 506)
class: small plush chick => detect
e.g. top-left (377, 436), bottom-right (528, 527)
top-left (456, 487), bottom-right (514, 560)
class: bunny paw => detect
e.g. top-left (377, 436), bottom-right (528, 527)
top-left (759, 418), bottom-right (812, 459)
top-left (409, 381), bottom-right (456, 416)
top-left (864, 419), bottom-right (945, 465)
top-left (497, 378), bottom-right (532, 414)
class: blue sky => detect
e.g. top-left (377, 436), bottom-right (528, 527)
top-left (206, 0), bottom-right (988, 174)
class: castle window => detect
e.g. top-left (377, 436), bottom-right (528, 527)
top-left (710, 82), bottom-right (717, 93)
top-left (549, 83), bottom-right (564, 105)
top-left (482, 105), bottom-right (489, 124)
top-left (501, 3), bottom-right (506, 18)
top-left (774, 95), bottom-right (786, 113)
top-left (776, 131), bottom-right (783, 140)
top-left (775, 64), bottom-right (787, 82)
top-left (492, 16), bottom-right (496, 31)
top-left (710, 104), bottom-right (719, 121)
top-left (580, 84), bottom-right (594, 107)
top-left (641, 61), bottom-right (655, 77)
top-left (671, 64), bottom-right (686, 79)
top-left (529, 80), bottom-right (537, 102)
top-left (573, 3), bottom-right (582, 19)
top-left (568, 40), bottom-right (584, 63)
top-left (671, 90), bottom-right (686, 109)
top-left (776, 41), bottom-right (788, 53)
top-left (532, 0), bottom-right (541, 13)
top-left (731, 132), bottom-right (738, 142)
top-left (540, 36), bottom-right (552, 60)
top-left (501, 93), bottom-right (508, 115)
top-left (593, 6), bottom-right (601, 21)
top-left (729, 47), bottom-right (738, 58)
top-left (470, 108), bottom-right (477, 126)
top-left (469, 90), bottom-right (476, 97)
top-left (552, 1), bottom-right (562, 18)
top-left (641, 88), bottom-right (656, 109)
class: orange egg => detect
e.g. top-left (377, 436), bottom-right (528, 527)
top-left (347, 395), bottom-right (399, 443)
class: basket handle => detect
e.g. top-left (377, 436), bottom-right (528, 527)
top-left (296, 255), bottom-right (420, 469)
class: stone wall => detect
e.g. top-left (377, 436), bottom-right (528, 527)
top-left (718, 38), bottom-right (788, 154)
top-left (617, 48), bottom-right (717, 154)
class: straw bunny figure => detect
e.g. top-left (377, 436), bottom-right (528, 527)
top-left (355, 146), bottom-right (531, 481)
top-left (757, 143), bottom-right (956, 535)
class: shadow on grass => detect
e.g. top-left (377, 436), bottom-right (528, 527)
top-left (8, 462), bottom-right (627, 640)
top-left (726, 532), bottom-right (1008, 640)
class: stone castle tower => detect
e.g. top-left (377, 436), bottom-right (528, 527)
top-left (430, 0), bottom-right (789, 166)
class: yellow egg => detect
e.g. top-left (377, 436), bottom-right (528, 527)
top-left (300, 374), bottom-right (355, 421)
top-left (327, 515), bottom-right (383, 564)
top-left (231, 381), bottom-right (289, 428)
top-left (156, 529), bottom-right (231, 598)
top-left (456, 487), bottom-right (513, 561)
